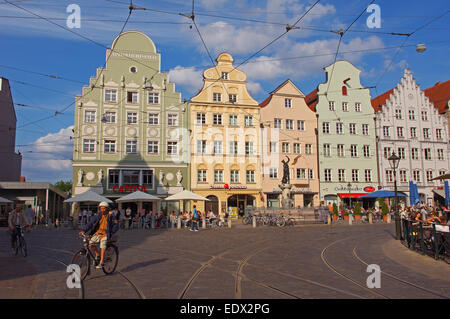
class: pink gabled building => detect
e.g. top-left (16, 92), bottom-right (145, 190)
top-left (0, 77), bottom-right (22, 181)
top-left (260, 79), bottom-right (320, 208)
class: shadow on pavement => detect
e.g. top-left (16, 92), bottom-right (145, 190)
top-left (120, 258), bottom-right (168, 273)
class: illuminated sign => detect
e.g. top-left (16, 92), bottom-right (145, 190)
top-left (112, 185), bottom-right (148, 193)
top-left (210, 184), bottom-right (247, 190)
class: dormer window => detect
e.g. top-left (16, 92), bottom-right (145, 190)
top-left (213, 93), bottom-right (222, 102)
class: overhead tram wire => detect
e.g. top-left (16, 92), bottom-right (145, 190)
top-left (0, 64), bottom-right (85, 84)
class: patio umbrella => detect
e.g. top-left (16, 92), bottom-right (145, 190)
top-left (64, 190), bottom-right (112, 204)
top-left (0, 196), bottom-right (12, 203)
top-left (359, 190), bottom-right (407, 199)
top-left (430, 172), bottom-right (450, 181)
top-left (115, 191), bottom-right (161, 202)
top-left (164, 190), bottom-right (210, 201)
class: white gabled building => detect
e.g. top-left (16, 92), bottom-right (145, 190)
top-left (372, 69), bottom-right (450, 205)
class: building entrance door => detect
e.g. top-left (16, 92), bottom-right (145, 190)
top-left (205, 195), bottom-right (219, 215)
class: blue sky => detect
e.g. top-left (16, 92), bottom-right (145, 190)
top-left (1, 0), bottom-right (449, 183)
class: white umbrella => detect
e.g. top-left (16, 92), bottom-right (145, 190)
top-left (164, 190), bottom-right (209, 201)
top-left (116, 191), bottom-right (161, 202)
top-left (0, 196), bottom-right (12, 203)
top-left (64, 190), bottom-right (113, 203)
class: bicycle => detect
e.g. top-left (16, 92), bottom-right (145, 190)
top-left (12, 226), bottom-right (27, 257)
top-left (263, 214), bottom-right (286, 227)
top-left (71, 233), bottom-right (119, 280)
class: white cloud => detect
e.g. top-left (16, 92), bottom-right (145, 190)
top-left (168, 66), bottom-right (204, 95)
top-left (246, 81), bottom-right (264, 96)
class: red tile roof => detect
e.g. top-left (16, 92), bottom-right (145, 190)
top-left (305, 88), bottom-right (318, 112)
top-left (259, 95), bottom-right (272, 108)
top-left (371, 88), bottom-right (394, 113)
top-left (424, 80), bottom-right (450, 114)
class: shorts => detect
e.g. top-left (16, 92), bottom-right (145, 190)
top-left (89, 234), bottom-right (108, 249)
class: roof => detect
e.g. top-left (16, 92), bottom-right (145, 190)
top-left (371, 88), bottom-right (394, 113)
top-left (259, 79), bottom-right (305, 108)
top-left (0, 182), bottom-right (68, 198)
top-left (259, 95), bottom-right (272, 108)
top-left (304, 88), bottom-right (318, 112)
top-left (424, 80), bottom-right (450, 114)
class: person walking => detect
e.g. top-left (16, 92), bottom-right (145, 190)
top-left (190, 205), bottom-right (199, 232)
top-left (25, 205), bottom-right (35, 227)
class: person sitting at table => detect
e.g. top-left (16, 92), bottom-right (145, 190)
top-left (207, 210), bottom-right (217, 225)
top-left (426, 211), bottom-right (441, 224)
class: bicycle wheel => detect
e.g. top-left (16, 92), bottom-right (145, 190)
top-left (19, 236), bottom-right (27, 257)
top-left (102, 244), bottom-right (119, 275)
top-left (287, 218), bottom-right (295, 226)
top-left (242, 216), bottom-right (251, 225)
top-left (71, 249), bottom-right (90, 280)
top-left (276, 217), bottom-right (286, 227)
top-left (263, 217), bottom-right (270, 226)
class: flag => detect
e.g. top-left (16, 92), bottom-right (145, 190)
top-left (445, 181), bottom-right (450, 207)
top-left (409, 181), bottom-right (415, 206)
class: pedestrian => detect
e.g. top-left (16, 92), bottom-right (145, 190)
top-left (190, 205), bottom-right (199, 232)
top-left (126, 207), bottom-right (132, 228)
top-left (25, 205), bottom-right (35, 227)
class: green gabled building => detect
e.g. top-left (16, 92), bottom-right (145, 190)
top-left (72, 31), bottom-right (190, 213)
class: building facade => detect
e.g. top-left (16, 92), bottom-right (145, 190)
top-left (189, 52), bottom-right (263, 217)
top-left (259, 79), bottom-right (320, 207)
top-left (0, 77), bottom-right (22, 181)
top-left (305, 60), bottom-right (379, 207)
top-left (72, 31), bottom-right (189, 212)
top-left (372, 69), bottom-right (450, 205)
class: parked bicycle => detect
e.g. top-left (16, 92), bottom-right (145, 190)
top-left (12, 226), bottom-right (27, 257)
top-left (71, 233), bottom-right (119, 280)
top-left (263, 214), bottom-right (286, 227)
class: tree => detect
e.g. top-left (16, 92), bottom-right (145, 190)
top-left (377, 199), bottom-right (389, 216)
top-left (354, 202), bottom-right (361, 215)
top-left (55, 180), bottom-right (72, 193)
top-left (332, 203), bottom-right (338, 215)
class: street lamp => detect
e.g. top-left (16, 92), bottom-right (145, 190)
top-left (388, 151), bottom-right (401, 240)
top-left (347, 182), bottom-right (352, 209)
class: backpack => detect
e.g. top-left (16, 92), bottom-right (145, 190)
top-left (193, 210), bottom-right (199, 220)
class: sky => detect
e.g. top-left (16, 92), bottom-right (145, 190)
top-left (0, 0), bottom-right (449, 184)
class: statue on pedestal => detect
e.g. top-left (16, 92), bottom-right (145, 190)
top-left (97, 169), bottom-right (103, 185)
top-left (176, 170), bottom-right (183, 186)
top-left (159, 171), bottom-right (164, 185)
top-left (77, 169), bottom-right (84, 187)
top-left (281, 156), bottom-right (290, 185)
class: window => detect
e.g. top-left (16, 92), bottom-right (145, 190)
top-left (439, 170), bottom-right (446, 177)
top-left (337, 144), bottom-right (344, 157)
top-left (421, 111), bottom-right (428, 121)
top-left (213, 141), bottom-right (222, 155)
top-left (308, 169), bottom-right (314, 179)
top-left (229, 141), bottom-right (238, 155)
top-left (127, 91), bottom-right (138, 103)
top-left (213, 114), bottom-right (222, 125)
top-left (286, 119), bottom-right (294, 130)
top-left (424, 148), bottom-right (432, 160)
top-left (269, 168), bottom-right (278, 179)
top-left (230, 170), bottom-right (239, 183)
top-left (246, 170), bottom-right (255, 183)
top-left (84, 110), bottom-right (96, 123)
top-left (324, 169), bottom-right (332, 182)
top-left (397, 127), bottom-right (404, 138)
top-left (426, 170), bottom-right (433, 181)
top-left (383, 126), bottom-right (390, 137)
top-left (362, 124), bottom-right (369, 135)
top-left (355, 103), bottom-right (361, 112)
top-left (130, 66), bottom-right (137, 73)
top-left (423, 128), bottom-right (430, 139)
top-left (104, 140), bottom-right (116, 153)
top-left (142, 170), bottom-right (153, 188)
top-left (411, 148), bottom-right (419, 160)
top-left (336, 122), bottom-right (344, 135)
top-left (329, 101), bottom-right (335, 111)
top-left (352, 169), bottom-right (359, 182)
top-left (168, 114), bottom-right (178, 126)
top-left (221, 72), bottom-right (228, 80)
top-left (350, 144), bottom-right (357, 157)
top-left (410, 127), bottom-right (417, 138)
top-left (342, 102), bottom-right (348, 111)
top-left (229, 114), bottom-right (238, 126)
top-left (147, 92), bottom-right (159, 104)
top-left (229, 94), bottom-right (237, 103)
top-left (245, 142), bottom-right (254, 156)
top-left (342, 86), bottom-right (347, 96)
top-left (322, 122), bottom-right (330, 134)
top-left (436, 129), bottom-right (443, 140)
top-left (437, 149), bottom-right (444, 160)
top-left (384, 147), bottom-right (391, 159)
top-left (293, 143), bottom-right (301, 154)
top-left (196, 113), bottom-right (206, 125)
top-left (244, 115), bottom-right (253, 126)
top-left (122, 170), bottom-right (139, 185)
top-left (363, 145), bottom-right (370, 158)
top-left (323, 144), bottom-right (330, 157)
top-left (270, 142), bottom-right (278, 153)
top-left (408, 110), bottom-right (415, 120)
top-left (214, 170), bottom-right (223, 183)
top-left (127, 112), bottom-right (137, 124)
top-left (349, 123), bottom-right (356, 135)
top-left (167, 141), bottom-right (177, 155)
top-left (400, 170), bottom-right (407, 183)
top-left (297, 120), bottom-right (305, 131)
top-left (197, 140), bottom-right (206, 154)
top-left (83, 139), bottom-right (95, 153)
top-left (147, 141), bottom-right (158, 154)
top-left (148, 113), bottom-right (159, 125)
top-left (197, 170), bottom-right (207, 183)
top-left (305, 144), bottom-right (312, 155)
top-left (282, 142), bottom-right (290, 154)
top-left (395, 109), bottom-right (402, 119)
top-left (385, 170), bottom-right (393, 183)
top-left (285, 98), bottom-right (292, 108)
top-left (104, 111), bottom-right (116, 123)
top-left (108, 169), bottom-right (119, 189)
top-left (365, 169), bottom-right (372, 182)
top-left (413, 170), bottom-right (421, 182)
top-left (297, 168), bottom-right (306, 179)
top-left (274, 118), bottom-right (282, 129)
top-left (338, 169), bottom-right (345, 182)
top-left (105, 89), bottom-right (117, 102)
top-left (213, 93), bottom-right (222, 102)
top-left (398, 147), bottom-right (405, 160)
top-left (126, 140), bottom-right (137, 154)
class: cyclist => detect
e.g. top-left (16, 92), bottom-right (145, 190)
top-left (78, 202), bottom-right (119, 269)
top-left (8, 204), bottom-right (31, 252)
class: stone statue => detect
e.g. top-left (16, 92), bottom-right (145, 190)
top-left (281, 156), bottom-right (290, 185)
top-left (176, 170), bottom-right (183, 186)
top-left (97, 169), bottom-right (103, 185)
top-left (77, 169), bottom-right (84, 186)
top-left (159, 171), bottom-right (164, 185)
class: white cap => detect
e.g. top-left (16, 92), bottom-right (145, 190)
top-left (99, 201), bottom-right (109, 207)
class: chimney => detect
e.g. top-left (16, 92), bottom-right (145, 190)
top-left (20, 176), bottom-right (26, 182)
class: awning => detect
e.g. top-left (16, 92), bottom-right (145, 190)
top-left (338, 193), bottom-right (367, 199)
top-left (0, 196), bottom-right (12, 203)
top-left (433, 189), bottom-right (446, 198)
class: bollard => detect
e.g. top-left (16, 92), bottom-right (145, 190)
top-left (387, 214), bottom-right (391, 224)
top-left (228, 218), bottom-right (232, 228)
top-left (151, 216), bottom-right (156, 229)
top-left (202, 217), bottom-right (206, 229)
top-left (369, 213), bottom-right (373, 224)
top-left (349, 214), bottom-right (353, 225)
top-left (327, 215), bottom-right (331, 225)
top-left (177, 216), bottom-right (181, 229)
top-left (252, 216), bottom-right (256, 228)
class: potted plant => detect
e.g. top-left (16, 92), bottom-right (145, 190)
top-left (332, 203), bottom-right (338, 221)
top-left (378, 199), bottom-right (389, 222)
top-left (353, 202), bottom-right (361, 221)
top-left (343, 209), bottom-right (349, 221)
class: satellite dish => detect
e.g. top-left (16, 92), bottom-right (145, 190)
top-left (416, 44), bottom-right (426, 53)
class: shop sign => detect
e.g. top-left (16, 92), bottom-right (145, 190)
top-left (364, 186), bottom-right (375, 192)
top-left (112, 185), bottom-right (148, 193)
top-left (210, 184), bottom-right (247, 190)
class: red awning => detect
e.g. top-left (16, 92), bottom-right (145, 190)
top-left (337, 193), bottom-right (367, 199)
